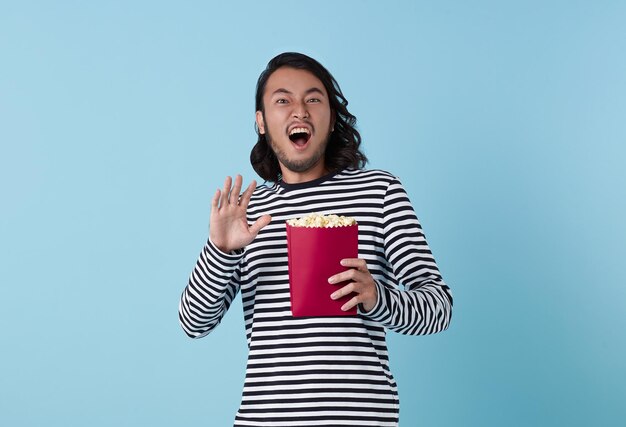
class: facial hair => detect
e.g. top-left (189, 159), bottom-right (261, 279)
top-left (265, 126), bottom-right (330, 174)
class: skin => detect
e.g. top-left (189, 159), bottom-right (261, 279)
top-left (255, 66), bottom-right (334, 184)
top-left (210, 66), bottom-right (377, 313)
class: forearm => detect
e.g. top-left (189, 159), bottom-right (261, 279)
top-left (179, 238), bottom-right (243, 338)
top-left (364, 276), bottom-right (452, 335)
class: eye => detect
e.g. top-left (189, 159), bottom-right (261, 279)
top-left (276, 98), bottom-right (288, 104)
top-left (307, 98), bottom-right (321, 103)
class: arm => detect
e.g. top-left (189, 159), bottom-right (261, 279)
top-left (178, 175), bottom-right (271, 338)
top-left (178, 239), bottom-right (244, 338)
top-left (329, 177), bottom-right (453, 334)
top-left (366, 177), bottom-right (453, 335)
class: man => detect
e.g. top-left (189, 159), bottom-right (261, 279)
top-left (179, 52), bottom-right (453, 426)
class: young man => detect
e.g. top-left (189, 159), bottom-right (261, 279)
top-left (179, 52), bottom-right (453, 426)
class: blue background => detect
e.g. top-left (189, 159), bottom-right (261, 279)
top-left (1, 1), bottom-right (625, 426)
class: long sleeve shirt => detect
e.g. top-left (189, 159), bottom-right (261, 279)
top-left (179, 168), bottom-right (453, 426)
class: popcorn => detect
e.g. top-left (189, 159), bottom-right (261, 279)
top-left (287, 212), bottom-right (357, 228)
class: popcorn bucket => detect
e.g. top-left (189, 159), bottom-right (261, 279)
top-left (286, 222), bottom-right (358, 317)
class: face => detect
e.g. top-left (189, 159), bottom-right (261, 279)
top-left (256, 67), bottom-right (335, 182)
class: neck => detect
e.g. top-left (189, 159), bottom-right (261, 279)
top-left (280, 161), bottom-right (328, 184)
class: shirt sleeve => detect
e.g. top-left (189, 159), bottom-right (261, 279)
top-left (178, 237), bottom-right (244, 338)
top-left (362, 177), bottom-right (453, 335)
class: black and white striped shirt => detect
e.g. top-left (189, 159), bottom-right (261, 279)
top-left (179, 168), bottom-right (453, 426)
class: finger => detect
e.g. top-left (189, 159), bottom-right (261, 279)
top-left (239, 180), bottom-right (257, 209)
top-left (341, 295), bottom-right (361, 312)
top-left (330, 282), bottom-right (356, 300)
top-left (328, 268), bottom-right (360, 285)
top-left (211, 189), bottom-right (221, 210)
top-left (229, 174), bottom-right (243, 205)
top-left (221, 176), bottom-right (232, 207)
top-left (340, 258), bottom-right (369, 272)
top-left (249, 214), bottom-right (272, 236)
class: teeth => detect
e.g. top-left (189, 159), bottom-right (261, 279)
top-left (289, 127), bottom-right (310, 136)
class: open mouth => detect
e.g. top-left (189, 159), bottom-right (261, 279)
top-left (289, 127), bottom-right (311, 147)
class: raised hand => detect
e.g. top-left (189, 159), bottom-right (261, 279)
top-left (209, 174), bottom-right (272, 253)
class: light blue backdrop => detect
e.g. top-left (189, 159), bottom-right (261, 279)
top-left (1, 1), bottom-right (625, 426)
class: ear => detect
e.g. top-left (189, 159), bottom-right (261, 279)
top-left (330, 110), bottom-right (336, 132)
top-left (255, 111), bottom-right (265, 134)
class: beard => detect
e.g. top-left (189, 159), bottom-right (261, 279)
top-left (265, 127), bottom-right (330, 174)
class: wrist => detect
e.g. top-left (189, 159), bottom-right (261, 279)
top-left (359, 280), bottom-right (383, 316)
top-left (209, 235), bottom-right (230, 253)
top-left (215, 243), bottom-right (231, 253)
top-left (209, 237), bottom-right (232, 255)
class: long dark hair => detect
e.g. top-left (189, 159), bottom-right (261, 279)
top-left (250, 52), bottom-right (367, 182)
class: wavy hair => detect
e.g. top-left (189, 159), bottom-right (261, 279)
top-left (250, 52), bottom-right (367, 182)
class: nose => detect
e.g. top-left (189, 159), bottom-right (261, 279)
top-left (293, 101), bottom-right (309, 119)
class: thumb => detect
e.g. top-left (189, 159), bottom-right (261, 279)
top-left (249, 214), bottom-right (272, 236)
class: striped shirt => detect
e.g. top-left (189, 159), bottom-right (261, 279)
top-left (179, 168), bottom-right (453, 426)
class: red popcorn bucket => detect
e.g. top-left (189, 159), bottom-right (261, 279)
top-left (286, 223), bottom-right (358, 317)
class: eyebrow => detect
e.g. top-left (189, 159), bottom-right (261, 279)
top-left (271, 87), bottom-right (326, 97)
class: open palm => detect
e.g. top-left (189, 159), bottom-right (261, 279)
top-left (209, 175), bottom-right (272, 253)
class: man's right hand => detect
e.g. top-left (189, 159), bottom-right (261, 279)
top-left (209, 174), bottom-right (272, 254)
